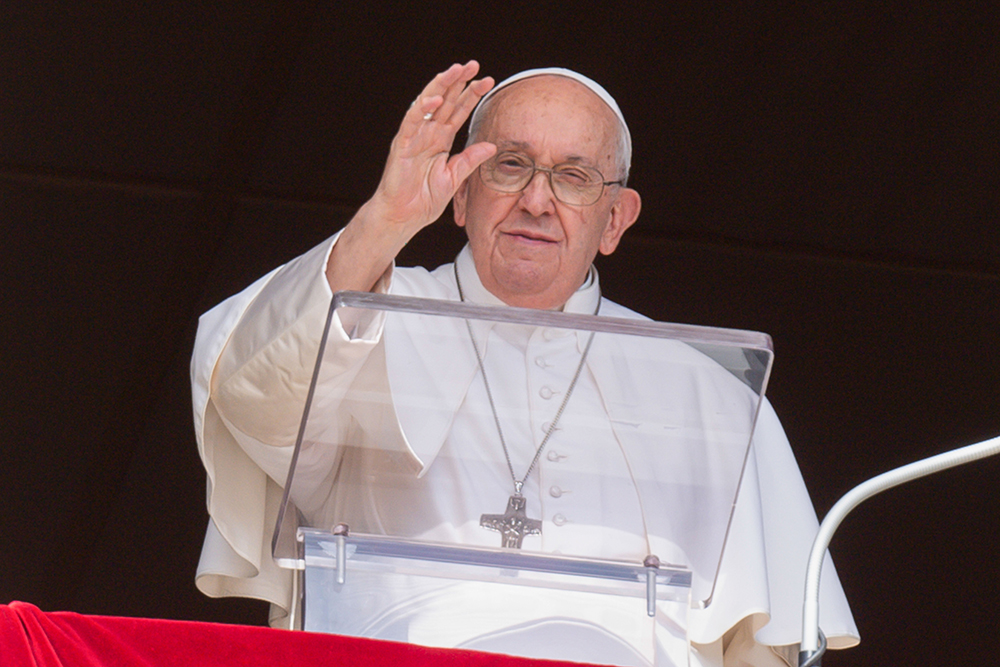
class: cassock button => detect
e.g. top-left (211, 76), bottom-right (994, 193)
top-left (552, 513), bottom-right (568, 526)
top-left (546, 450), bottom-right (564, 462)
top-left (549, 486), bottom-right (563, 498)
top-left (535, 356), bottom-right (549, 368)
top-left (539, 386), bottom-right (555, 399)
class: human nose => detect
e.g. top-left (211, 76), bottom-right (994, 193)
top-left (517, 168), bottom-right (557, 216)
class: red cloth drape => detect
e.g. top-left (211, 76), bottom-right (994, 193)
top-left (1, 602), bottom-right (608, 667)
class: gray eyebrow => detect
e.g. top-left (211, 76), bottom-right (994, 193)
top-left (494, 141), bottom-right (596, 167)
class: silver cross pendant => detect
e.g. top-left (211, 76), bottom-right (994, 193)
top-left (480, 494), bottom-right (542, 548)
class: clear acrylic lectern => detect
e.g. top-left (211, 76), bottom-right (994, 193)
top-left (272, 291), bottom-right (773, 665)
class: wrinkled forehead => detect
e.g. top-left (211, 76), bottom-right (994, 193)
top-left (475, 78), bottom-right (619, 169)
top-left (470, 67), bottom-right (631, 155)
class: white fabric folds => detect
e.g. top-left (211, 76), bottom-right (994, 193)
top-left (191, 232), bottom-right (858, 665)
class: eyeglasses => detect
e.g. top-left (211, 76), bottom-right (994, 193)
top-left (479, 152), bottom-right (623, 206)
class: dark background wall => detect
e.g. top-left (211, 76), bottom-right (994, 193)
top-left (2, 4), bottom-right (998, 665)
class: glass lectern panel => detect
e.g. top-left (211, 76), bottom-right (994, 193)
top-left (273, 291), bottom-right (773, 643)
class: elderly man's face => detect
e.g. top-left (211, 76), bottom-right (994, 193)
top-left (453, 76), bottom-right (641, 310)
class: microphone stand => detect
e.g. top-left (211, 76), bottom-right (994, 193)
top-left (798, 434), bottom-right (1000, 667)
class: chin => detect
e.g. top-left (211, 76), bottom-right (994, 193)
top-left (493, 261), bottom-right (550, 291)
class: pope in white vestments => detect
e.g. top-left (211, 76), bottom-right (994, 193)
top-left (191, 63), bottom-right (860, 666)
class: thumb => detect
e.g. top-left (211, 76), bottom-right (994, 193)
top-left (446, 141), bottom-right (497, 188)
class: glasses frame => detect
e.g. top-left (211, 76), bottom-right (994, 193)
top-left (479, 152), bottom-right (624, 207)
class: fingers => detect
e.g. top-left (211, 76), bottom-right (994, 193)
top-left (404, 63), bottom-right (466, 125)
top-left (425, 61), bottom-right (478, 110)
top-left (433, 62), bottom-right (487, 125)
top-left (407, 61), bottom-right (493, 128)
top-left (450, 76), bottom-right (494, 128)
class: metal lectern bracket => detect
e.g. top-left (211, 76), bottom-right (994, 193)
top-left (644, 555), bottom-right (660, 617)
top-left (332, 523), bottom-right (349, 585)
top-left (304, 527), bottom-right (690, 612)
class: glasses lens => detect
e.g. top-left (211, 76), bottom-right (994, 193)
top-left (482, 153), bottom-right (533, 192)
top-left (480, 152), bottom-right (607, 206)
top-left (551, 165), bottom-right (604, 206)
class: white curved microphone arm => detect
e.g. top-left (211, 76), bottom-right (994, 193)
top-left (799, 434), bottom-right (1000, 666)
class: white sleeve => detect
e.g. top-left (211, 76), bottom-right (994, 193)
top-left (190, 230), bottom-right (392, 621)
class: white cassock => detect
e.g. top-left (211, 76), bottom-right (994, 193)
top-left (191, 232), bottom-right (859, 666)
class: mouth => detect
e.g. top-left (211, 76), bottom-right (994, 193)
top-left (503, 229), bottom-right (558, 245)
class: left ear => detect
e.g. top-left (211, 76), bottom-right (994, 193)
top-left (598, 187), bottom-right (641, 255)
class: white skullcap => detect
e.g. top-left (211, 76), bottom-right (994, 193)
top-left (469, 67), bottom-right (632, 174)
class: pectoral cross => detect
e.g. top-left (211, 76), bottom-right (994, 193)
top-left (480, 494), bottom-right (542, 548)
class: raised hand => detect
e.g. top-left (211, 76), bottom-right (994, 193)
top-left (370, 61), bottom-right (496, 233)
top-left (327, 61), bottom-right (495, 293)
